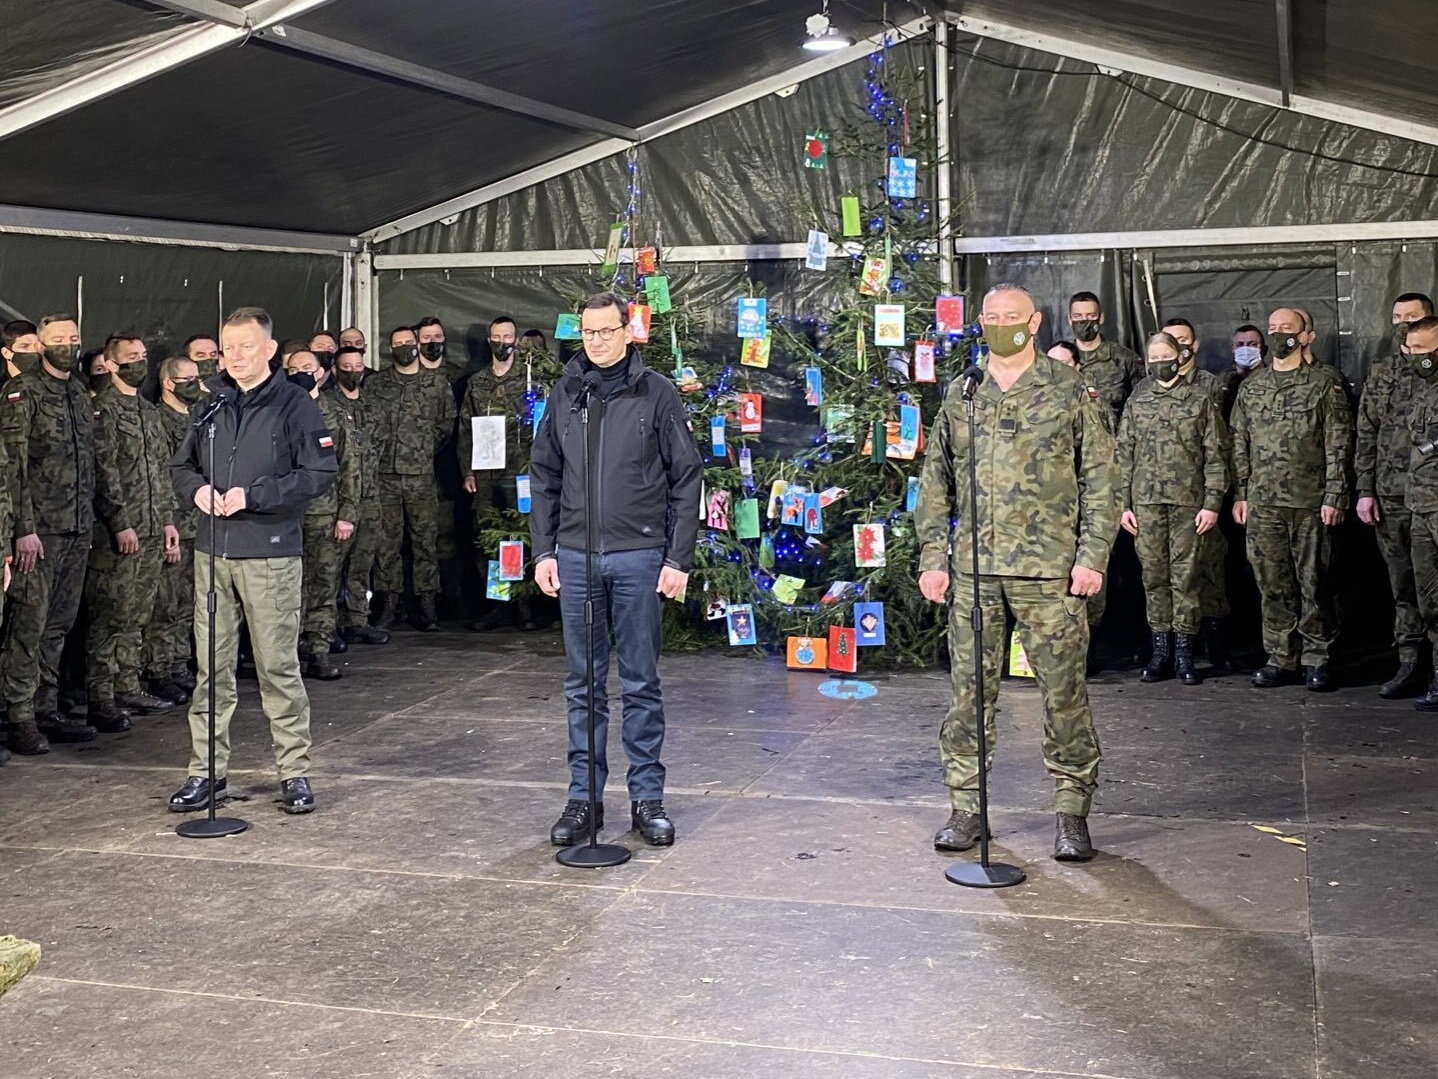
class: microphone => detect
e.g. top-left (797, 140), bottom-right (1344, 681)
top-left (960, 364), bottom-right (985, 401)
top-left (193, 391), bottom-right (233, 427)
top-left (571, 378), bottom-right (598, 413)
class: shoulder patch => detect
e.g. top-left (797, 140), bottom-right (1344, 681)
top-left (316, 431), bottom-right (336, 455)
top-left (6, 391), bottom-right (21, 402)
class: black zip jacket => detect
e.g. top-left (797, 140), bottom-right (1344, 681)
top-left (529, 349), bottom-right (703, 571)
top-left (171, 369), bottom-right (338, 558)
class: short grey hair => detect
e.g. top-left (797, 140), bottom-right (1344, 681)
top-left (983, 282), bottom-right (1034, 304)
top-left (38, 312), bottom-right (78, 331)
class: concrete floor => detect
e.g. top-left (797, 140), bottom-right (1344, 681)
top-left (1, 628), bottom-right (1434, 1079)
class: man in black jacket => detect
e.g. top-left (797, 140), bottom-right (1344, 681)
top-left (166, 307), bottom-right (338, 815)
top-left (531, 292), bottom-right (703, 848)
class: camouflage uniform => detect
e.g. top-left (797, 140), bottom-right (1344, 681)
top-left (1116, 378), bottom-right (1228, 633)
top-left (457, 363), bottom-right (530, 553)
top-left (0, 368), bottom-right (96, 724)
top-left (1231, 362), bottom-right (1353, 670)
top-left (144, 402), bottom-right (197, 683)
top-left (85, 384), bottom-right (175, 703)
top-left (301, 392), bottom-right (361, 652)
top-left (1356, 353), bottom-right (1424, 665)
top-left (1183, 367), bottom-right (1234, 620)
top-left (916, 356), bottom-right (1119, 817)
top-left (338, 390), bottom-right (381, 632)
top-left (363, 365), bottom-right (456, 602)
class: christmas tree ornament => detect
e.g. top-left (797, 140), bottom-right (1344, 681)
top-left (827, 626), bottom-right (858, 673)
top-left (818, 486), bottom-right (847, 508)
top-left (628, 303), bottom-right (652, 343)
top-left (706, 597), bottom-right (730, 621)
top-left (786, 635), bottom-right (829, 671)
top-left (710, 415), bottom-right (727, 457)
top-left (858, 256), bottom-right (888, 296)
top-left (803, 491), bottom-right (823, 534)
top-left (766, 478), bottom-right (787, 519)
top-left (515, 474), bottom-right (532, 513)
top-left (905, 475), bottom-right (920, 512)
top-left (601, 221), bottom-right (625, 275)
top-left (486, 560), bottom-right (513, 601)
top-left (706, 489), bottom-right (731, 530)
top-left (781, 485), bottom-right (807, 526)
top-left (870, 419), bottom-right (885, 463)
top-left (1008, 632), bottom-right (1036, 678)
top-left (531, 398), bottom-right (546, 437)
top-left (636, 245), bottom-right (658, 275)
top-left (820, 580), bottom-right (854, 604)
top-left (759, 535), bottom-right (776, 569)
top-left (803, 130), bottom-right (830, 169)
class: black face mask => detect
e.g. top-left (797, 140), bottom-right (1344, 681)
top-left (489, 340), bottom-right (515, 362)
top-left (172, 379), bottom-right (205, 404)
top-left (311, 349), bottom-right (336, 371)
top-left (1071, 318), bottom-right (1101, 343)
top-left (9, 351), bottom-right (42, 375)
top-left (420, 341), bottom-right (446, 362)
top-left (336, 369), bottom-right (364, 392)
top-left (391, 343), bottom-right (419, 366)
top-left (87, 372), bottom-right (110, 394)
top-left (44, 343), bottom-right (79, 371)
top-left (1149, 360), bottom-right (1181, 384)
top-left (1268, 332), bottom-right (1301, 360)
top-left (1413, 352), bottom-right (1438, 383)
top-left (287, 371), bottom-right (317, 393)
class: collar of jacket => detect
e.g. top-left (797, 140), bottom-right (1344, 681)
top-left (561, 347), bottom-right (645, 396)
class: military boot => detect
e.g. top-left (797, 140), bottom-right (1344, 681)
top-left (933, 809), bottom-right (984, 851)
top-left (374, 592), bottom-right (403, 630)
top-left (1379, 660), bottom-right (1425, 700)
top-left (1174, 634), bottom-right (1202, 686)
top-left (118, 689), bottom-right (174, 715)
top-left (1201, 617), bottom-right (1232, 670)
top-left (171, 667), bottom-right (197, 692)
top-left (6, 717), bottom-right (49, 755)
top-left (37, 710), bottom-right (97, 743)
top-left (1414, 672), bottom-right (1438, 712)
top-left (416, 594), bottom-right (441, 633)
top-left (88, 700), bottom-right (134, 733)
top-left (342, 624), bottom-right (391, 645)
top-left (306, 651), bottom-right (343, 681)
top-left (1140, 631), bottom-right (1172, 683)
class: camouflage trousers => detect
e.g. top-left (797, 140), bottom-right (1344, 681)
top-left (1375, 496), bottom-right (1423, 663)
top-left (377, 472), bottom-right (440, 597)
top-left (143, 540), bottom-right (194, 680)
top-left (188, 555), bottom-right (311, 781)
top-left (1132, 503), bottom-right (1202, 633)
top-left (471, 472), bottom-right (519, 565)
top-left (0, 531), bottom-right (89, 719)
top-left (85, 532), bottom-right (164, 700)
top-left (1246, 504), bottom-right (1335, 670)
top-left (302, 513), bottom-right (354, 649)
top-left (338, 497), bottom-right (381, 630)
top-left (1195, 513), bottom-right (1230, 619)
top-left (940, 575), bottom-right (1101, 816)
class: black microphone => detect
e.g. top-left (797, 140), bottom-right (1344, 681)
top-left (193, 391), bottom-right (233, 427)
top-left (571, 378), bottom-right (598, 413)
top-left (960, 364), bottom-right (985, 401)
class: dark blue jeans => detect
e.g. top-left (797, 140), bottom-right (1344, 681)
top-left (557, 546), bottom-right (667, 802)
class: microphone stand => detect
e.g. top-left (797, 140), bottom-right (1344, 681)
top-left (178, 403), bottom-right (249, 839)
top-left (945, 362), bottom-right (1024, 889)
top-left (557, 380), bottom-right (630, 868)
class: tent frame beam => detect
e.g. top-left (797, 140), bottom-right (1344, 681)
top-left (1274, 0), bottom-right (1295, 107)
top-left (0, 203), bottom-right (356, 255)
top-left (946, 12), bottom-right (1438, 148)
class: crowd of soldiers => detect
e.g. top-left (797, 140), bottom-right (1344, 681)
top-left (0, 312), bottom-right (548, 762)
top-left (1045, 288), bottom-right (1437, 703)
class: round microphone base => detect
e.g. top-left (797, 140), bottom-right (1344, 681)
top-left (556, 842), bottom-right (632, 869)
top-left (176, 816), bottom-right (250, 839)
top-left (945, 860), bottom-right (1026, 889)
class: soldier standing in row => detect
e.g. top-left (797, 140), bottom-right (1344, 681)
top-left (1356, 292), bottom-right (1435, 699)
top-left (85, 334), bottom-right (180, 729)
top-left (916, 283), bottom-right (1118, 862)
top-left (1231, 307), bottom-right (1352, 690)
top-left (333, 346), bottom-right (389, 646)
top-left (1117, 332), bottom-right (1228, 686)
top-left (1399, 317), bottom-right (1438, 710)
top-left (0, 313), bottom-right (99, 752)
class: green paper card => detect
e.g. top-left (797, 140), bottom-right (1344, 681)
top-left (555, 313), bottom-right (581, 340)
top-left (647, 274), bottom-right (672, 314)
top-left (841, 195), bottom-right (861, 237)
top-left (601, 221), bottom-right (625, 273)
top-left (736, 498), bottom-right (760, 539)
top-left (772, 574), bottom-right (805, 605)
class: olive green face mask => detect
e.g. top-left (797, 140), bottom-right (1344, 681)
top-left (1413, 351), bottom-right (1438, 383)
top-left (1149, 359), bottom-right (1181, 385)
top-left (1268, 332), bottom-right (1301, 360)
top-left (982, 322), bottom-right (1032, 358)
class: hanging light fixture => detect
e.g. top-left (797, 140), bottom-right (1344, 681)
top-left (803, 1), bottom-right (853, 51)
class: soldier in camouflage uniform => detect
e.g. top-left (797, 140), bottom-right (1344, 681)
top-left (333, 346), bottom-right (390, 646)
top-left (1356, 293), bottom-right (1434, 700)
top-left (0, 409), bottom-right (12, 765)
top-left (3, 320), bottom-right (43, 383)
top-left (0, 313), bottom-right (100, 752)
top-left (284, 350), bottom-right (361, 680)
top-left (85, 334), bottom-right (181, 730)
top-left (1398, 318), bottom-right (1438, 710)
top-left (917, 283), bottom-right (1119, 863)
top-left (1231, 307), bottom-right (1353, 691)
top-left (1067, 291), bottom-right (1142, 665)
top-left (184, 333), bottom-right (221, 381)
top-left (1118, 332), bottom-right (1228, 686)
top-left (144, 357), bottom-right (206, 700)
top-left (362, 325), bottom-right (456, 631)
top-left (458, 316), bottom-right (533, 632)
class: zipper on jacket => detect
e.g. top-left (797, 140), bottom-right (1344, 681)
top-left (593, 393), bottom-right (606, 556)
top-left (220, 407), bottom-right (243, 560)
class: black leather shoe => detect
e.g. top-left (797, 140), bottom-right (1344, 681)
top-left (88, 700), bottom-right (133, 733)
top-left (1379, 661), bottom-right (1424, 700)
top-left (37, 710), bottom-right (97, 742)
top-left (1252, 664), bottom-right (1299, 688)
top-left (631, 800), bottom-right (675, 846)
top-left (342, 624), bottom-right (391, 645)
top-left (6, 719), bottom-right (48, 755)
top-left (171, 668), bottom-right (197, 692)
top-left (933, 809), bottom-right (984, 851)
top-left (328, 635), bottom-right (349, 654)
top-left (169, 775), bottom-right (226, 812)
top-left (551, 799), bottom-right (603, 846)
top-left (1414, 674), bottom-right (1438, 711)
top-left (117, 690), bottom-right (173, 715)
top-left (1053, 813), bottom-right (1095, 861)
top-left (1306, 666), bottom-right (1335, 692)
top-left (281, 777), bottom-right (316, 814)
top-left (150, 678), bottom-right (190, 706)
top-left (306, 653), bottom-right (343, 681)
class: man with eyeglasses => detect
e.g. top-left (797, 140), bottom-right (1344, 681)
top-left (531, 292), bottom-right (703, 848)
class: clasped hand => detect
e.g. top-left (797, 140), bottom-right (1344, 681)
top-left (194, 485), bottom-right (248, 517)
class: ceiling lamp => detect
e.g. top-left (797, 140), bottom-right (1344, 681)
top-left (803, 2), bottom-right (853, 51)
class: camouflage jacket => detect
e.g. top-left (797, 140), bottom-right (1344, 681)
top-left (92, 384), bottom-right (175, 538)
top-left (363, 365), bottom-right (456, 476)
top-left (1217, 366), bottom-right (1256, 422)
top-left (916, 355), bottom-right (1120, 578)
top-left (159, 401), bottom-right (198, 540)
top-left (1075, 339), bottom-right (1143, 431)
top-left (1116, 379), bottom-right (1228, 512)
top-left (306, 392), bottom-right (361, 523)
top-left (457, 364), bottom-right (531, 478)
top-left (1, 367), bottom-right (95, 537)
top-left (1403, 365), bottom-right (1438, 515)
top-left (1231, 361), bottom-right (1353, 510)
top-left (1356, 353), bottom-right (1417, 500)
top-left (338, 389), bottom-right (379, 499)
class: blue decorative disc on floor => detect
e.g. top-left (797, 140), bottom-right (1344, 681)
top-left (818, 679), bottom-right (877, 699)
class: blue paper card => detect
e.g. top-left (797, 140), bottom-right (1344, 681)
top-left (555, 313), bottom-right (581, 340)
top-left (516, 474), bottom-right (531, 513)
top-left (737, 297), bottom-right (768, 339)
top-left (710, 415), bottom-right (727, 456)
top-left (486, 560), bottom-right (513, 602)
top-left (854, 602), bottom-right (887, 646)
top-left (887, 157), bottom-right (917, 198)
top-left (727, 603), bottom-right (758, 646)
top-left (803, 492), bottom-right (824, 535)
top-left (906, 475), bottom-right (921, 512)
top-left (804, 366), bottom-right (823, 407)
top-left (900, 403), bottom-right (920, 446)
top-left (532, 398), bottom-right (546, 436)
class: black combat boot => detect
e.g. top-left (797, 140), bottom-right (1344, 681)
top-left (1379, 660), bottom-right (1424, 700)
top-left (933, 809), bottom-right (984, 851)
top-left (1174, 633), bottom-right (1203, 686)
top-left (1200, 616), bottom-right (1232, 670)
top-left (1414, 672), bottom-right (1438, 711)
top-left (6, 718), bottom-right (49, 755)
top-left (550, 799), bottom-right (604, 846)
top-left (416, 594), bottom-right (441, 633)
top-left (306, 651), bottom-right (342, 681)
top-left (374, 591), bottom-right (403, 630)
top-left (88, 700), bottom-right (134, 733)
top-left (631, 800), bottom-right (676, 846)
top-left (342, 624), bottom-right (391, 645)
top-left (1140, 631), bottom-right (1172, 683)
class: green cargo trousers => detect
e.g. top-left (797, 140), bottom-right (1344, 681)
top-left (187, 555), bottom-right (312, 781)
top-left (940, 575), bottom-right (1102, 817)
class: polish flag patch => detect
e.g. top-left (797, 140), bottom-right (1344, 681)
top-left (317, 434), bottom-right (334, 449)
top-left (6, 391), bottom-right (21, 402)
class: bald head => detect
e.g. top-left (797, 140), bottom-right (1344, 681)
top-left (1269, 308), bottom-right (1303, 335)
